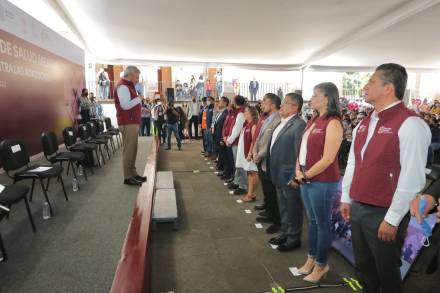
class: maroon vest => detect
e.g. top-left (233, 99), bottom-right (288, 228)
top-left (305, 115), bottom-right (341, 182)
top-left (222, 110), bottom-right (235, 138)
top-left (243, 121), bottom-right (256, 157)
top-left (228, 107), bottom-right (245, 146)
top-left (252, 113), bottom-right (267, 145)
top-left (350, 102), bottom-right (418, 207)
top-left (114, 79), bottom-right (141, 125)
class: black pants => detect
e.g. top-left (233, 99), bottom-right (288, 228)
top-left (216, 142), bottom-right (226, 170)
top-left (140, 117), bottom-right (151, 136)
top-left (155, 120), bottom-right (165, 143)
top-left (258, 166), bottom-right (280, 225)
top-left (222, 146), bottom-right (235, 178)
top-left (350, 202), bottom-right (410, 293)
top-left (189, 115), bottom-right (199, 139)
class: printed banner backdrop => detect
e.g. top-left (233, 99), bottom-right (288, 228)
top-left (0, 0), bottom-right (85, 160)
top-left (331, 179), bottom-right (438, 279)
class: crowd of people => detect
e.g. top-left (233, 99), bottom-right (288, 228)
top-left (187, 63), bottom-right (440, 292)
top-left (87, 64), bottom-right (440, 292)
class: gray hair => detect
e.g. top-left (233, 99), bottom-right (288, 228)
top-left (123, 65), bottom-right (141, 77)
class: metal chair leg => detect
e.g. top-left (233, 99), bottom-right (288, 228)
top-left (58, 176), bottom-right (69, 201)
top-left (0, 233), bottom-right (7, 262)
top-left (38, 178), bottom-right (53, 216)
top-left (24, 198), bottom-right (36, 232)
top-left (29, 179), bottom-right (36, 202)
top-left (95, 150), bottom-right (102, 168)
top-left (46, 178), bottom-right (50, 191)
top-left (66, 161), bottom-right (71, 176)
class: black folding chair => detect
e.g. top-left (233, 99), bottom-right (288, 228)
top-left (0, 139), bottom-right (68, 217)
top-left (104, 117), bottom-right (122, 148)
top-left (94, 120), bottom-right (116, 153)
top-left (78, 124), bottom-right (108, 165)
top-left (62, 127), bottom-right (100, 169)
top-left (41, 131), bottom-right (88, 190)
top-left (0, 184), bottom-right (36, 261)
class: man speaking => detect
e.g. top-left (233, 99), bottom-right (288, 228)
top-left (114, 66), bottom-right (147, 186)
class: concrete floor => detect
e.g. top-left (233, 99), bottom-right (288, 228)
top-left (150, 140), bottom-right (357, 293)
top-left (0, 137), bottom-right (153, 293)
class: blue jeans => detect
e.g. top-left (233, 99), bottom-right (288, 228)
top-left (167, 123), bottom-right (181, 149)
top-left (204, 130), bottom-right (213, 154)
top-left (428, 142), bottom-right (440, 165)
top-left (300, 181), bottom-right (339, 267)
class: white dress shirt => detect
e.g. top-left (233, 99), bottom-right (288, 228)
top-left (270, 113), bottom-right (297, 153)
top-left (116, 85), bottom-right (141, 110)
top-left (227, 112), bottom-right (245, 145)
top-left (341, 101), bottom-right (431, 226)
top-left (189, 101), bottom-right (199, 117)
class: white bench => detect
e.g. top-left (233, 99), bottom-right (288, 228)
top-left (153, 189), bottom-right (178, 230)
top-left (155, 171), bottom-right (174, 189)
top-left (153, 171), bottom-right (178, 230)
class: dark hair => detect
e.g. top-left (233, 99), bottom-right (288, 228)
top-left (81, 88), bottom-right (88, 96)
top-left (235, 95), bottom-right (245, 106)
top-left (221, 96), bottom-right (230, 106)
top-left (264, 93), bottom-right (281, 110)
top-left (245, 105), bottom-right (259, 122)
top-left (285, 92), bottom-right (303, 112)
top-left (375, 63), bottom-right (407, 100)
top-left (202, 97), bottom-right (207, 102)
top-left (313, 82), bottom-right (341, 118)
top-left (208, 96), bottom-right (215, 102)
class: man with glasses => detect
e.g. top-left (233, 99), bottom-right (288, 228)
top-left (267, 93), bottom-right (306, 251)
top-left (114, 65), bottom-right (147, 186)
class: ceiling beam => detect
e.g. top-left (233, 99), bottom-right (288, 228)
top-left (302, 0), bottom-right (440, 68)
top-left (42, 0), bottom-right (91, 52)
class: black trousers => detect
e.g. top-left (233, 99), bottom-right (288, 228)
top-left (222, 146), bottom-right (235, 178)
top-left (350, 202), bottom-right (410, 293)
top-left (259, 166), bottom-right (280, 225)
top-left (155, 120), bottom-right (165, 143)
top-left (189, 115), bottom-right (199, 139)
top-left (217, 142), bottom-right (226, 170)
top-left (140, 117), bottom-right (151, 136)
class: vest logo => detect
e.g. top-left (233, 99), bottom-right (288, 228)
top-left (312, 128), bottom-right (323, 134)
top-left (358, 125), bottom-right (367, 133)
top-left (378, 126), bottom-right (393, 134)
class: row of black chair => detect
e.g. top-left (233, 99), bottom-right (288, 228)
top-left (0, 117), bottom-right (121, 261)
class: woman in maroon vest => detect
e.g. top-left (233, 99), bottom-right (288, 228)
top-left (236, 106), bottom-right (259, 202)
top-left (293, 82), bottom-right (343, 283)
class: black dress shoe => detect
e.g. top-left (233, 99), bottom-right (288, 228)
top-left (165, 147), bottom-right (171, 150)
top-left (269, 236), bottom-right (287, 245)
top-left (258, 211), bottom-right (267, 217)
top-left (225, 177), bottom-right (235, 183)
top-left (265, 224), bottom-right (280, 234)
top-left (134, 175), bottom-right (147, 182)
top-left (256, 216), bottom-right (272, 223)
top-left (277, 240), bottom-right (301, 252)
top-left (124, 178), bottom-right (142, 186)
top-left (217, 172), bottom-right (224, 177)
top-left (233, 188), bottom-right (246, 195)
top-left (254, 204), bottom-right (265, 211)
top-left (228, 183), bottom-right (239, 190)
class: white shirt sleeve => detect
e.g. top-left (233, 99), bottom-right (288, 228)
top-left (341, 123), bottom-right (360, 204)
top-left (227, 112), bottom-right (245, 145)
top-left (117, 85), bottom-right (141, 110)
top-left (384, 117), bottom-right (431, 226)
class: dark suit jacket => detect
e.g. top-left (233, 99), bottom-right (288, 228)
top-left (213, 109), bottom-right (228, 144)
top-left (267, 114), bottom-right (306, 188)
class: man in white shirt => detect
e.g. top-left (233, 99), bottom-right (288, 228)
top-left (340, 64), bottom-right (431, 293)
top-left (114, 66), bottom-right (147, 186)
top-left (188, 96), bottom-right (200, 139)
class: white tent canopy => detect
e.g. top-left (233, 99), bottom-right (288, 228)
top-left (8, 0), bottom-right (440, 70)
